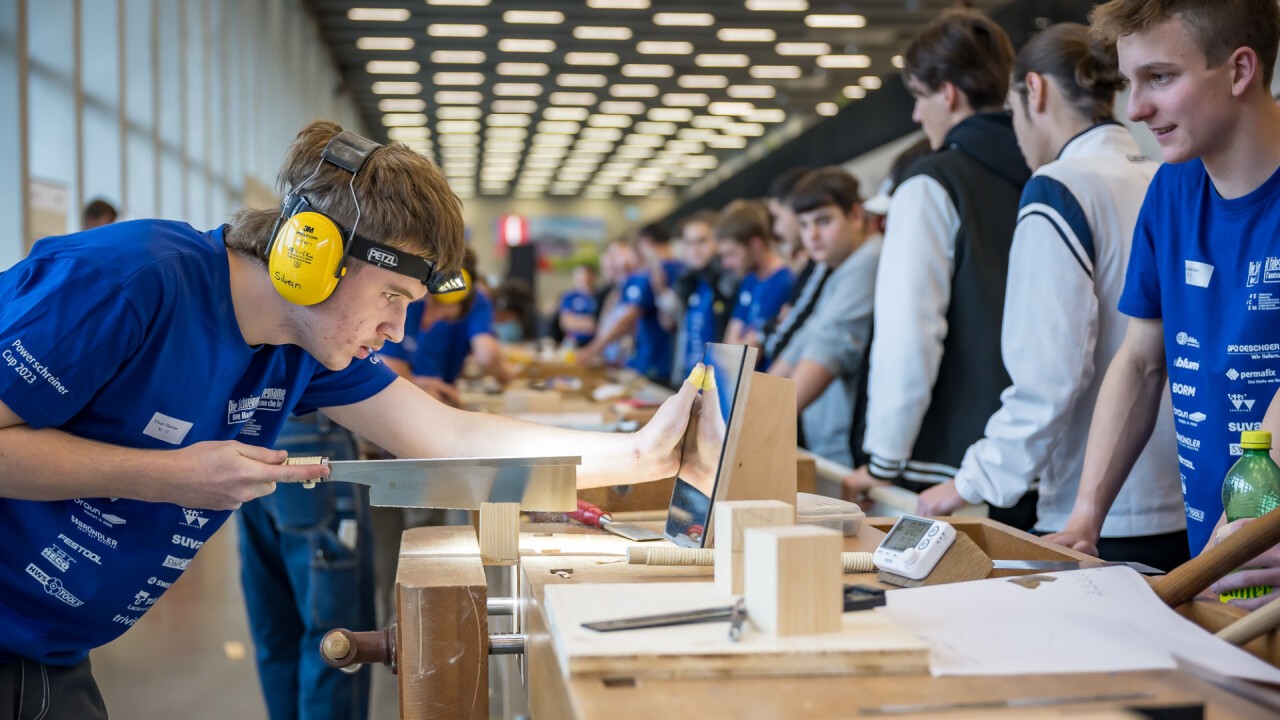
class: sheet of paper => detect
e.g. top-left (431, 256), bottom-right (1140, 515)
top-left (879, 565), bottom-right (1280, 683)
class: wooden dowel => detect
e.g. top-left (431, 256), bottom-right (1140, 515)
top-left (1216, 594), bottom-right (1280, 646)
top-left (626, 546), bottom-right (875, 572)
top-left (1155, 508), bottom-right (1280, 607)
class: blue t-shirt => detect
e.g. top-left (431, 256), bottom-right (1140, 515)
top-left (621, 259), bottom-right (685, 380)
top-left (683, 278), bottom-right (717, 377)
top-left (0, 220), bottom-right (396, 665)
top-left (1119, 160), bottom-right (1280, 555)
top-left (731, 266), bottom-right (794, 335)
top-left (379, 292), bottom-right (494, 384)
top-left (559, 290), bottom-right (597, 345)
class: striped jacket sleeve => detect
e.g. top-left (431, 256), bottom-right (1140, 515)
top-left (952, 174), bottom-right (1101, 506)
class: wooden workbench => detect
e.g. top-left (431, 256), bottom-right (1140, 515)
top-left (393, 517), bottom-right (1280, 719)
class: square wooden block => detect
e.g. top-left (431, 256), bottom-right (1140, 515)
top-left (714, 500), bottom-right (794, 595)
top-left (744, 525), bottom-right (842, 636)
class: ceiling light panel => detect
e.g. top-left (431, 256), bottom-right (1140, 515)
top-left (428, 24), bottom-right (487, 37)
top-left (543, 107), bottom-right (589, 121)
top-left (748, 108), bottom-right (786, 123)
top-left (648, 107), bottom-right (692, 122)
top-left (558, 73), bottom-right (607, 88)
top-left (637, 41), bottom-right (693, 55)
top-left (749, 65), bottom-right (801, 79)
top-left (860, 76), bottom-right (883, 90)
top-left (817, 54), bottom-right (872, 69)
top-left (662, 93), bottom-right (709, 107)
top-left (434, 72), bottom-right (483, 85)
top-left (843, 85), bottom-right (867, 99)
top-left (498, 38), bottom-right (556, 53)
top-left (695, 54), bottom-right (749, 68)
top-left (437, 120), bottom-right (481, 134)
top-left (717, 28), bottom-right (776, 42)
top-left (357, 37), bottom-right (414, 51)
top-left (599, 101), bottom-right (645, 114)
top-left (536, 121), bottom-right (581, 134)
top-left (367, 60), bottom-right (419, 74)
top-left (587, 114), bottom-right (632, 128)
top-left (373, 81), bottom-right (422, 94)
top-left (805, 14), bottom-right (866, 28)
top-left (378, 98), bottom-right (426, 112)
top-left (348, 8), bottom-right (410, 21)
top-left (435, 90), bottom-right (483, 104)
top-left (746, 0), bottom-right (807, 10)
top-left (621, 64), bottom-right (674, 78)
top-left (382, 113), bottom-right (428, 126)
top-left (387, 127), bottom-right (431, 141)
top-left (496, 62), bottom-right (550, 76)
top-left (492, 100), bottom-right (538, 114)
top-left (494, 83), bottom-right (543, 96)
top-left (707, 101), bottom-right (755, 116)
top-left (565, 52), bottom-right (619, 66)
top-left (588, 0), bottom-right (650, 8)
top-left (727, 85), bottom-right (776, 99)
top-left (653, 12), bottom-right (714, 26)
top-left (503, 10), bottom-right (564, 24)
top-left (573, 26), bottom-right (632, 40)
top-left (431, 50), bottom-right (486, 64)
top-left (776, 42), bottom-right (830, 55)
top-left (549, 92), bottom-right (597, 105)
top-left (610, 83), bottom-right (659, 98)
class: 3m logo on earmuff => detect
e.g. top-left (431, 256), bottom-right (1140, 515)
top-left (366, 247), bottom-right (399, 268)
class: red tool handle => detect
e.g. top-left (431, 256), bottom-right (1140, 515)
top-left (570, 499), bottom-right (612, 528)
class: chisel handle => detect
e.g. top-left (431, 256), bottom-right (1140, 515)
top-left (570, 499), bottom-right (611, 528)
top-left (1155, 507), bottom-right (1280, 607)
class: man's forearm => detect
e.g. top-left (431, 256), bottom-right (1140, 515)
top-left (1072, 359), bottom-right (1167, 533)
top-left (0, 426), bottom-right (169, 502)
top-left (793, 359), bottom-right (835, 412)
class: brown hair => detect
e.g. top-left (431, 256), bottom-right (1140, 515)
top-left (714, 200), bottom-right (774, 246)
top-left (1091, 0), bottom-right (1280, 87)
top-left (1014, 23), bottom-right (1126, 123)
top-left (788, 167), bottom-right (862, 215)
top-left (227, 121), bottom-right (465, 275)
top-left (676, 209), bottom-right (719, 237)
top-left (902, 9), bottom-right (1015, 111)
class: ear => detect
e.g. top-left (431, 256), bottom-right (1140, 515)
top-left (1229, 46), bottom-right (1262, 98)
top-left (1024, 72), bottom-right (1047, 113)
top-left (941, 81), bottom-right (960, 111)
top-left (848, 203), bottom-right (866, 230)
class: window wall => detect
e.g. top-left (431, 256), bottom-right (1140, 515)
top-left (0, 0), bottom-right (365, 270)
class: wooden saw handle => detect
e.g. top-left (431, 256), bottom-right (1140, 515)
top-left (1155, 507), bottom-right (1280, 607)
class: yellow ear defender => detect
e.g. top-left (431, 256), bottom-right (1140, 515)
top-left (266, 130), bottom-right (467, 306)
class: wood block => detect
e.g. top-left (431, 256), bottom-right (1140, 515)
top-left (396, 526), bottom-right (488, 720)
top-left (479, 502), bottom-right (520, 566)
top-left (744, 525), bottom-right (843, 636)
top-left (714, 500), bottom-right (795, 595)
top-left (877, 531), bottom-right (992, 588)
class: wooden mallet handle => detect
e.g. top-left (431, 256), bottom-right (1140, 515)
top-left (1155, 508), bottom-right (1280, 607)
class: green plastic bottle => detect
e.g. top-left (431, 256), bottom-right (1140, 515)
top-left (1219, 430), bottom-right (1280, 603)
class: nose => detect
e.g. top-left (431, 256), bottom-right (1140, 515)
top-left (383, 303), bottom-right (407, 345)
top-left (1127, 86), bottom-right (1152, 124)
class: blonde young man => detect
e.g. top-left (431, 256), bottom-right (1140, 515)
top-left (1045, 0), bottom-right (1280, 605)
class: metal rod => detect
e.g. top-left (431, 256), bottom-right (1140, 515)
top-left (488, 633), bottom-right (526, 655)
top-left (488, 596), bottom-right (516, 616)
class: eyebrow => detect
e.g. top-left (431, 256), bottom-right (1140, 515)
top-left (1135, 61), bottom-right (1180, 74)
top-left (389, 282), bottom-right (422, 300)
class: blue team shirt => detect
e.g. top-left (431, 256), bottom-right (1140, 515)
top-left (683, 278), bottom-right (717, 376)
top-left (379, 292), bottom-right (494, 384)
top-left (0, 221), bottom-right (395, 665)
top-left (621, 259), bottom-right (685, 380)
top-left (1119, 160), bottom-right (1280, 555)
top-left (731, 266), bottom-right (794, 337)
top-left (559, 290), bottom-right (597, 345)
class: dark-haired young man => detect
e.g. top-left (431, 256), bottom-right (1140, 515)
top-left (850, 9), bottom-right (1034, 528)
top-left (1044, 0), bottom-right (1280, 603)
top-left (768, 167), bottom-right (880, 467)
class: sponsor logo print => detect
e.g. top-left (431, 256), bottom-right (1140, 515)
top-left (1229, 421), bottom-right (1263, 433)
top-left (1266, 257), bottom-right (1280, 283)
top-left (1230, 443), bottom-right (1244, 456)
top-left (146, 576), bottom-right (173, 589)
top-left (1249, 260), bottom-right (1263, 287)
top-left (171, 534), bottom-right (205, 551)
top-left (1178, 455), bottom-right (1195, 470)
top-left (181, 509), bottom-right (209, 529)
top-left (1225, 367), bottom-right (1277, 383)
top-left (26, 564), bottom-right (83, 607)
top-left (1186, 504), bottom-right (1206, 522)
top-left (59, 534), bottom-right (102, 565)
top-left (127, 589), bottom-right (158, 613)
top-left (1174, 357), bottom-right (1200, 371)
top-left (162, 555), bottom-right (192, 571)
top-left (1171, 382), bottom-right (1196, 397)
top-left (1228, 368), bottom-right (1240, 381)
top-left (1229, 393), bottom-right (1256, 412)
top-left (40, 545), bottom-right (74, 573)
top-left (1176, 432), bottom-right (1201, 451)
top-left (1176, 332), bottom-right (1200, 348)
top-left (73, 499), bottom-right (127, 528)
top-left (113, 614), bottom-right (139, 627)
top-left (1228, 343), bottom-right (1280, 354)
top-left (1173, 408), bottom-right (1207, 427)
top-left (70, 515), bottom-right (118, 548)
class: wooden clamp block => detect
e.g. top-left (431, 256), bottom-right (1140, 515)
top-left (877, 531), bottom-right (992, 588)
top-left (714, 500), bottom-right (795, 595)
top-left (743, 525), bottom-right (843, 637)
top-left (479, 502), bottom-right (520, 566)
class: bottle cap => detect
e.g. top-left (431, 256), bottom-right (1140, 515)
top-left (1241, 430), bottom-right (1272, 450)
